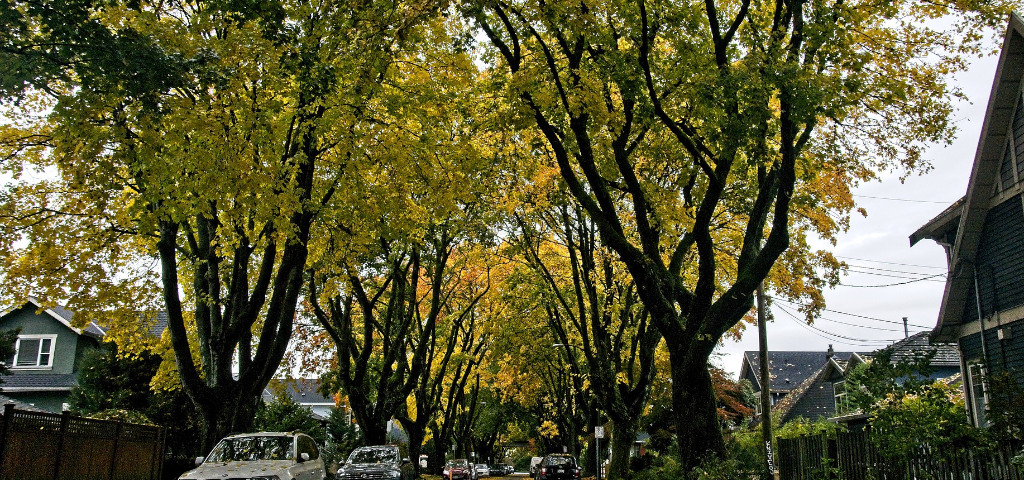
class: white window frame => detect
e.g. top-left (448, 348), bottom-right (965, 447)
top-left (967, 361), bottom-right (988, 428)
top-left (833, 380), bottom-right (849, 414)
top-left (11, 334), bottom-right (57, 369)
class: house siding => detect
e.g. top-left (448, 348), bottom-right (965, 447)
top-left (959, 317), bottom-right (1024, 386)
top-left (0, 305), bottom-right (83, 375)
top-left (785, 382), bottom-right (838, 422)
top-left (961, 196), bottom-right (1024, 322)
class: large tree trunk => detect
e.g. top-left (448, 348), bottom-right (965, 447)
top-left (196, 390), bottom-right (259, 452)
top-left (607, 419), bottom-right (638, 480)
top-left (671, 354), bottom-right (726, 469)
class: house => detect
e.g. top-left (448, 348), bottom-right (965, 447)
top-left (0, 297), bottom-right (106, 412)
top-left (739, 348), bottom-right (866, 415)
top-left (911, 13), bottom-right (1024, 428)
top-left (263, 377), bottom-right (337, 420)
top-left (742, 334), bottom-right (960, 425)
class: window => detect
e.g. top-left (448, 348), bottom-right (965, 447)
top-left (10, 335), bottom-right (57, 368)
top-left (968, 361), bottom-right (988, 428)
top-left (298, 436), bottom-right (320, 460)
top-left (834, 380), bottom-right (851, 415)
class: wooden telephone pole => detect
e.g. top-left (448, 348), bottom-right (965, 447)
top-left (757, 282), bottom-right (777, 479)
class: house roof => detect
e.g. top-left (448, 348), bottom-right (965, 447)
top-left (772, 365), bottom-right (827, 424)
top-left (879, 332), bottom-right (961, 367)
top-left (264, 378), bottom-right (335, 406)
top-left (0, 373), bottom-right (77, 392)
top-left (909, 197), bottom-right (965, 247)
top-left (0, 297), bottom-right (107, 339)
top-left (910, 13), bottom-right (1024, 342)
top-left (740, 350), bottom-right (864, 393)
top-left (1, 298), bottom-right (169, 340)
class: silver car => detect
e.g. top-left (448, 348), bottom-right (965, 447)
top-left (178, 431), bottom-right (326, 480)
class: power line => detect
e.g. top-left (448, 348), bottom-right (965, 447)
top-left (776, 303), bottom-right (894, 347)
top-left (852, 194), bottom-right (955, 204)
top-left (835, 255), bottom-right (946, 270)
top-left (845, 268), bottom-right (946, 282)
top-left (839, 272), bottom-right (947, 288)
top-left (774, 298), bottom-right (932, 329)
top-left (844, 263), bottom-right (947, 276)
top-left (777, 303), bottom-right (893, 344)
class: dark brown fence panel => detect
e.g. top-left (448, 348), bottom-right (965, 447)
top-left (0, 404), bottom-right (165, 480)
top-left (779, 427), bottom-right (1024, 480)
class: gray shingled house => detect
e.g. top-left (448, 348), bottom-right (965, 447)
top-left (741, 334), bottom-right (960, 425)
top-left (739, 348), bottom-right (867, 423)
top-left (0, 297), bottom-right (106, 412)
top-left (911, 13), bottom-right (1024, 428)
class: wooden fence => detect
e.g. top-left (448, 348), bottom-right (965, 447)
top-left (0, 403), bottom-right (166, 480)
top-left (778, 429), bottom-right (1023, 480)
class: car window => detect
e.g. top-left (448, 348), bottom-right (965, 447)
top-left (544, 456), bottom-right (576, 466)
top-left (207, 435), bottom-right (294, 462)
top-left (298, 436), bottom-right (320, 460)
top-left (347, 447), bottom-right (398, 464)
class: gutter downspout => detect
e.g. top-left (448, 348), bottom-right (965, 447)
top-left (972, 263), bottom-right (991, 428)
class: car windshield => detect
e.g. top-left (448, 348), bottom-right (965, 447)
top-left (545, 456), bottom-right (576, 466)
top-left (206, 435), bottom-right (294, 462)
top-left (347, 447), bottom-right (398, 464)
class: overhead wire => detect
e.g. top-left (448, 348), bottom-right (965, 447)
top-left (775, 302), bottom-right (899, 347)
top-left (774, 298), bottom-right (932, 329)
top-left (838, 272), bottom-right (947, 287)
top-left (852, 194), bottom-right (955, 204)
top-left (836, 256), bottom-right (946, 270)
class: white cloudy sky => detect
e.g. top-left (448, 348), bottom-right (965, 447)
top-left (715, 38), bottom-right (1003, 377)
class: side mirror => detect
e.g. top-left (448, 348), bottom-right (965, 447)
top-left (299, 452), bottom-right (311, 463)
top-left (194, 457), bottom-right (205, 467)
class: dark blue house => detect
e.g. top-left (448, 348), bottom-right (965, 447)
top-left (911, 13), bottom-right (1024, 428)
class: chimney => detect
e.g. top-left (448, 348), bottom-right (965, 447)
top-left (827, 344), bottom-right (834, 359)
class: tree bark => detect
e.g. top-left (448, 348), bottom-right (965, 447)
top-left (607, 419), bottom-right (638, 480)
top-left (671, 353), bottom-right (726, 468)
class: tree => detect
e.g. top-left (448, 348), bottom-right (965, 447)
top-left (68, 346), bottom-right (162, 415)
top-left (0, 0), bottom-right (438, 450)
top-left (465, 0), bottom-right (1009, 468)
top-left (514, 200), bottom-right (660, 480)
top-left (0, 329), bottom-right (17, 382)
top-left (255, 394), bottom-right (325, 442)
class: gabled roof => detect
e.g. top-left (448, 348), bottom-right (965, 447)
top-left (0, 297), bottom-right (106, 338)
top-left (911, 13), bottom-right (1024, 341)
top-left (740, 350), bottom-right (864, 393)
top-left (772, 365), bottom-right (827, 424)
top-left (1, 298), bottom-right (169, 340)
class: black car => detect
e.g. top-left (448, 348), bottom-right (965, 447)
top-left (535, 454), bottom-right (580, 480)
top-left (336, 445), bottom-right (413, 480)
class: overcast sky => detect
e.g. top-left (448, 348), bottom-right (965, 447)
top-left (715, 39), bottom-right (1003, 378)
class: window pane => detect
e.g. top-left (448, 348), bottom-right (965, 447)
top-left (16, 339), bottom-right (40, 366)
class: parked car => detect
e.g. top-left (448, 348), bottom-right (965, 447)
top-left (443, 459), bottom-right (474, 480)
top-left (475, 463), bottom-right (490, 478)
top-left (178, 431), bottom-right (326, 480)
top-left (336, 445), bottom-right (413, 480)
top-left (500, 463), bottom-right (514, 475)
top-left (534, 454), bottom-right (580, 480)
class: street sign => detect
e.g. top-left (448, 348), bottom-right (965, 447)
top-left (595, 426), bottom-right (604, 438)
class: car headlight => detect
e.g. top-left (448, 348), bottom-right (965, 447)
top-left (389, 469), bottom-right (402, 480)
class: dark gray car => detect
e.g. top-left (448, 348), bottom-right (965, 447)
top-left (336, 445), bottom-right (413, 480)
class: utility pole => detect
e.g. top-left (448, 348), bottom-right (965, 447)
top-left (757, 282), bottom-right (776, 480)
